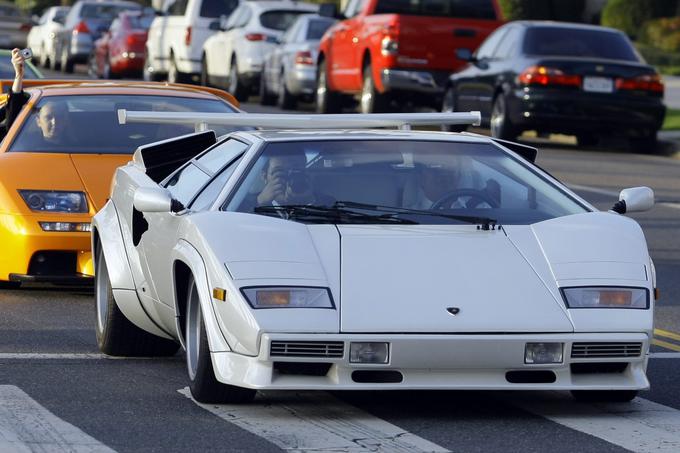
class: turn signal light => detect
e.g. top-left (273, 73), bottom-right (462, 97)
top-left (616, 74), bottom-right (664, 93)
top-left (518, 66), bottom-right (581, 87)
top-left (294, 51), bottom-right (314, 65)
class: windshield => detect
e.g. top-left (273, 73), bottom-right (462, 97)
top-left (9, 95), bottom-right (241, 154)
top-left (374, 0), bottom-right (496, 19)
top-left (523, 27), bottom-right (640, 61)
top-left (227, 140), bottom-right (589, 225)
top-left (260, 10), bottom-right (311, 31)
top-left (128, 14), bottom-right (154, 29)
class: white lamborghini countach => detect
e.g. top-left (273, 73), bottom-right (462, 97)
top-left (93, 111), bottom-right (656, 404)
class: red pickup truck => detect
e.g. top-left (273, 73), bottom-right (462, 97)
top-left (317, 0), bottom-right (503, 113)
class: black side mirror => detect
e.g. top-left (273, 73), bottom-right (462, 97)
top-left (319, 3), bottom-right (338, 19)
top-left (455, 48), bottom-right (475, 62)
top-left (209, 20), bottom-right (221, 31)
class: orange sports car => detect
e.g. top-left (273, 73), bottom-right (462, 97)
top-left (0, 80), bottom-right (239, 287)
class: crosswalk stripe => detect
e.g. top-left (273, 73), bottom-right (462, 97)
top-left (0, 385), bottom-right (114, 452)
top-left (509, 392), bottom-right (680, 453)
top-left (179, 387), bottom-right (448, 453)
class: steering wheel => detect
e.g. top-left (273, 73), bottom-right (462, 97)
top-left (431, 188), bottom-right (499, 210)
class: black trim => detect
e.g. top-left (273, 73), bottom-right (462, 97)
top-left (137, 131), bottom-right (217, 183)
top-left (560, 286), bottom-right (650, 309)
top-left (239, 286), bottom-right (336, 309)
top-left (9, 273), bottom-right (93, 284)
top-left (489, 138), bottom-right (537, 163)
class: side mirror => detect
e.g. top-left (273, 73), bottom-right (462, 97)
top-left (611, 186), bottom-right (654, 214)
top-left (455, 48), bottom-right (474, 62)
top-left (319, 3), bottom-right (338, 18)
top-left (133, 187), bottom-right (182, 213)
top-left (209, 20), bottom-right (221, 31)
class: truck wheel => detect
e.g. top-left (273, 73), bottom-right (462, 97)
top-left (200, 56), bottom-right (210, 87)
top-left (228, 57), bottom-right (249, 101)
top-left (316, 59), bottom-right (341, 113)
top-left (61, 46), bottom-right (73, 73)
top-left (95, 248), bottom-right (179, 357)
top-left (490, 94), bottom-right (517, 140)
top-left (168, 56), bottom-right (186, 83)
top-left (360, 64), bottom-right (389, 113)
top-left (441, 87), bottom-right (467, 132)
top-left (277, 70), bottom-right (297, 110)
top-left (185, 275), bottom-right (256, 404)
top-left (143, 51), bottom-right (160, 81)
top-left (258, 68), bottom-right (276, 105)
top-left (629, 132), bottom-right (657, 154)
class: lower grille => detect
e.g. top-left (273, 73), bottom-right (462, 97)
top-left (270, 341), bottom-right (344, 358)
top-left (571, 342), bottom-right (642, 358)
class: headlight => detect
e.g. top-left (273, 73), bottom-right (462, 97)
top-left (561, 287), bottom-right (648, 309)
top-left (241, 287), bottom-right (334, 309)
top-left (18, 190), bottom-right (88, 213)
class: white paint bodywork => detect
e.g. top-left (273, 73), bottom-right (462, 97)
top-left (93, 127), bottom-right (655, 392)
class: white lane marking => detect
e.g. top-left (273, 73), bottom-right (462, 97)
top-left (179, 387), bottom-right (448, 453)
top-left (0, 385), bottom-right (114, 452)
top-left (650, 352), bottom-right (680, 359)
top-left (510, 392), bottom-right (680, 453)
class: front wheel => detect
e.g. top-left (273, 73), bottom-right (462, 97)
top-left (629, 132), bottom-right (658, 154)
top-left (441, 87), bottom-right (467, 132)
top-left (571, 390), bottom-right (638, 402)
top-left (228, 58), bottom-right (249, 101)
top-left (143, 52), bottom-right (159, 81)
top-left (200, 56), bottom-right (210, 87)
top-left (490, 94), bottom-right (517, 140)
top-left (60, 46), bottom-right (73, 74)
top-left (316, 59), bottom-right (340, 113)
top-left (185, 276), bottom-right (256, 404)
top-left (277, 71), bottom-right (297, 110)
top-left (359, 64), bottom-right (389, 113)
top-left (258, 68), bottom-right (276, 105)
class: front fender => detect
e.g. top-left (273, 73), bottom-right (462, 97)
top-left (172, 240), bottom-right (231, 353)
top-left (92, 200), bottom-right (134, 290)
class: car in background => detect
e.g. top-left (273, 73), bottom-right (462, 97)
top-left (316, 0), bottom-right (503, 113)
top-left (89, 10), bottom-right (154, 79)
top-left (144, 0), bottom-right (240, 83)
top-left (260, 13), bottom-right (336, 109)
top-left (444, 21), bottom-right (666, 151)
top-left (0, 80), bottom-right (241, 289)
top-left (26, 6), bottom-right (69, 68)
top-left (0, 1), bottom-right (32, 49)
top-left (56, 0), bottom-right (142, 73)
top-left (0, 49), bottom-right (42, 79)
top-left (202, 0), bottom-right (318, 101)
top-left (94, 110), bottom-right (656, 405)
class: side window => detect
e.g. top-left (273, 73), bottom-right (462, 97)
top-left (281, 20), bottom-right (299, 43)
top-left (164, 164), bottom-right (211, 206)
top-left (475, 28), bottom-right (508, 59)
top-left (493, 28), bottom-right (520, 60)
top-left (168, 0), bottom-right (188, 17)
top-left (200, 0), bottom-right (239, 18)
top-left (196, 138), bottom-right (249, 173)
top-left (191, 157), bottom-right (243, 210)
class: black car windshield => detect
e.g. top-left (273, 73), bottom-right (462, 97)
top-left (306, 18), bottom-right (335, 40)
top-left (523, 27), bottom-right (640, 62)
top-left (227, 140), bottom-right (589, 225)
top-left (375, 0), bottom-right (496, 19)
top-left (9, 95), bottom-right (242, 154)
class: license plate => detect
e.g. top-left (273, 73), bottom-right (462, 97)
top-left (583, 76), bottom-right (613, 93)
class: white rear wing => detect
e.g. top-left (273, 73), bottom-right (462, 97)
top-left (117, 110), bottom-right (482, 131)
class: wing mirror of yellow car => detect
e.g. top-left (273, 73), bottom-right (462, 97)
top-left (133, 187), bottom-right (184, 213)
top-left (610, 186), bottom-right (654, 214)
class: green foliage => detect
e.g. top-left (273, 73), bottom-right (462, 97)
top-left (601, 0), bottom-right (652, 39)
top-left (642, 16), bottom-right (680, 52)
top-left (663, 108), bottom-right (680, 131)
top-left (498, 0), bottom-right (585, 21)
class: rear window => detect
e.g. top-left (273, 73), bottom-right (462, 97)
top-left (307, 18), bottom-right (335, 40)
top-left (81, 3), bottom-right (141, 19)
top-left (523, 27), bottom-right (640, 62)
top-left (260, 10), bottom-right (311, 31)
top-left (9, 95), bottom-right (241, 155)
top-left (374, 0), bottom-right (497, 19)
top-left (200, 0), bottom-right (239, 18)
top-left (128, 15), bottom-right (154, 29)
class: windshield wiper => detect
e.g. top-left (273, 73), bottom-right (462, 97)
top-left (254, 205), bottom-right (419, 225)
top-left (333, 201), bottom-right (498, 230)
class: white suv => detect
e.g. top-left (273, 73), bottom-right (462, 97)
top-left (201, 0), bottom-right (317, 101)
top-left (145, 0), bottom-right (239, 83)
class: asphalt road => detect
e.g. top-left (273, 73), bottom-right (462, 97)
top-left (1, 67), bottom-right (679, 452)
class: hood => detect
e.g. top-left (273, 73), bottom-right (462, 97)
top-left (69, 154), bottom-right (132, 210)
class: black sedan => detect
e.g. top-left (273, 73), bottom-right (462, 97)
top-left (443, 21), bottom-right (666, 151)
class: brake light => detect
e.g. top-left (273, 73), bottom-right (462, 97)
top-left (616, 74), bottom-right (664, 93)
top-left (294, 51), bottom-right (314, 65)
top-left (184, 26), bottom-right (192, 46)
top-left (73, 21), bottom-right (90, 35)
top-left (518, 66), bottom-right (581, 87)
top-left (245, 33), bottom-right (266, 41)
top-left (126, 34), bottom-right (144, 46)
top-left (20, 23), bottom-right (32, 32)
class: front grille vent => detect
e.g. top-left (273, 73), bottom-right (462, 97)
top-left (571, 342), bottom-right (642, 358)
top-left (270, 341), bottom-right (344, 358)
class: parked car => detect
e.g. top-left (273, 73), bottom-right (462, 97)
top-left (0, 79), bottom-right (241, 288)
top-left (0, 48), bottom-right (42, 78)
top-left (316, 0), bottom-right (504, 113)
top-left (444, 21), bottom-right (666, 151)
top-left (55, 0), bottom-right (142, 74)
top-left (89, 10), bottom-right (154, 79)
top-left (95, 110), bottom-right (656, 404)
top-left (26, 6), bottom-right (69, 68)
top-left (0, 1), bottom-right (32, 49)
top-left (144, 0), bottom-right (240, 83)
top-left (260, 13), bottom-right (336, 109)
top-left (202, 0), bottom-right (318, 101)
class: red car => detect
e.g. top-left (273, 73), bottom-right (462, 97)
top-left (88, 10), bottom-right (153, 79)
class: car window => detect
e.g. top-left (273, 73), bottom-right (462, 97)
top-left (165, 164), bottom-right (211, 207)
top-left (260, 10), bottom-right (310, 31)
top-left (54, 8), bottom-right (69, 22)
top-left (167, 0), bottom-right (188, 16)
top-left (9, 95), bottom-right (242, 154)
top-left (227, 140), bottom-right (588, 225)
top-left (281, 18), bottom-right (300, 43)
top-left (128, 15), bottom-right (154, 29)
top-left (191, 157), bottom-right (243, 210)
top-left (493, 27), bottom-right (519, 59)
top-left (307, 18), bottom-right (334, 40)
top-left (475, 27), bottom-right (507, 59)
top-left (523, 27), bottom-right (640, 62)
top-left (197, 138), bottom-right (249, 173)
top-left (375, 0), bottom-right (497, 19)
top-left (200, 0), bottom-right (239, 18)
top-left (81, 3), bottom-right (141, 19)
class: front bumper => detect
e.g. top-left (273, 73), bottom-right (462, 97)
top-left (212, 332), bottom-right (650, 391)
top-left (0, 213), bottom-right (93, 282)
top-left (507, 87), bottom-right (666, 135)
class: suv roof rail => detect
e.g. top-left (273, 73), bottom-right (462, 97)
top-left (117, 111), bottom-right (482, 131)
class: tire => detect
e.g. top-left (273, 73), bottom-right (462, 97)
top-left (50, 47), bottom-right (60, 71)
top-left (316, 59), bottom-right (340, 113)
top-left (490, 94), bottom-right (517, 140)
top-left (277, 70), bottom-right (297, 110)
top-left (185, 275), bottom-right (256, 404)
top-left (441, 86), bottom-right (468, 132)
top-left (228, 57), bottom-right (249, 101)
top-left (258, 68), bottom-right (276, 105)
top-left (577, 133), bottom-right (599, 148)
top-left (143, 51), bottom-right (160, 82)
top-left (103, 55), bottom-right (115, 80)
top-left (39, 45), bottom-right (48, 68)
top-left (87, 52), bottom-right (99, 79)
top-left (629, 132), bottom-right (657, 154)
top-left (571, 390), bottom-right (638, 403)
top-left (359, 63), bottom-right (389, 113)
top-left (200, 55), bottom-right (210, 87)
top-left (167, 55), bottom-right (181, 83)
top-left (61, 46), bottom-right (74, 74)
top-left (95, 248), bottom-right (179, 357)
top-left (0, 281), bottom-right (20, 289)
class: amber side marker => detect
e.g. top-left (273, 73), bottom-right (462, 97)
top-left (655, 288), bottom-right (660, 300)
top-left (212, 288), bottom-right (227, 301)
